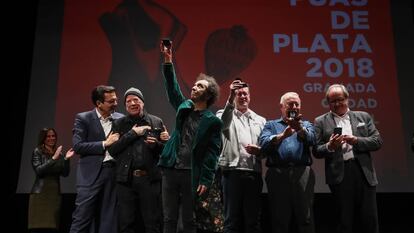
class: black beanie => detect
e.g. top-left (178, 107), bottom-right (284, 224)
top-left (124, 87), bottom-right (144, 103)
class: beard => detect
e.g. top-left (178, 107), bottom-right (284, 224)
top-left (191, 91), bottom-right (209, 104)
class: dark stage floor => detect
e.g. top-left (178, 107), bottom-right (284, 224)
top-left (11, 193), bottom-right (413, 233)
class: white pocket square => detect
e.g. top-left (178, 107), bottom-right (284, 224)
top-left (357, 122), bottom-right (365, 127)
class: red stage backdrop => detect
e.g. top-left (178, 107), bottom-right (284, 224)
top-left (18, 0), bottom-right (409, 193)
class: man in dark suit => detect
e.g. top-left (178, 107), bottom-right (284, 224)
top-left (313, 84), bottom-right (382, 233)
top-left (259, 92), bottom-right (316, 233)
top-left (70, 85), bottom-right (124, 233)
top-left (159, 41), bottom-right (223, 233)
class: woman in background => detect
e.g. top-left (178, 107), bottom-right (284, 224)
top-left (28, 127), bottom-right (74, 233)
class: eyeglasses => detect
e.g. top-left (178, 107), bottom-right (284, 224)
top-left (328, 98), bottom-right (346, 104)
top-left (104, 99), bottom-right (118, 104)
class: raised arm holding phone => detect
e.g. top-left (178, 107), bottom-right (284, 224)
top-left (159, 40), bottom-right (223, 233)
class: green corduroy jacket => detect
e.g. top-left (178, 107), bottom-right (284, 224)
top-left (158, 63), bottom-right (223, 197)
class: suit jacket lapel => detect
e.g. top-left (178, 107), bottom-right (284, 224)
top-left (92, 109), bottom-right (107, 139)
top-left (348, 111), bottom-right (359, 136)
top-left (327, 112), bottom-right (337, 129)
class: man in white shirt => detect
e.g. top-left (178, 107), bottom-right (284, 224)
top-left (216, 79), bottom-right (266, 233)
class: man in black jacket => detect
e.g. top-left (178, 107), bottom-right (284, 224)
top-left (108, 87), bottom-right (169, 233)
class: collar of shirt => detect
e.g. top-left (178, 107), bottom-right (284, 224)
top-left (275, 117), bottom-right (286, 124)
top-left (127, 111), bottom-right (150, 125)
top-left (234, 108), bottom-right (251, 118)
top-left (331, 109), bottom-right (350, 121)
top-left (96, 108), bottom-right (113, 122)
top-left (193, 109), bottom-right (207, 116)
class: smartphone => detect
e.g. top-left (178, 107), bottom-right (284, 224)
top-left (162, 38), bottom-right (172, 48)
top-left (288, 110), bottom-right (297, 119)
top-left (147, 127), bottom-right (162, 138)
top-left (234, 77), bottom-right (248, 88)
top-left (333, 127), bottom-right (342, 135)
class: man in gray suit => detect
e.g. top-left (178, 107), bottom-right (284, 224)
top-left (313, 84), bottom-right (382, 233)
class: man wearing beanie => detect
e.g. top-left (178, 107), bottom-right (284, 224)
top-left (108, 87), bottom-right (169, 233)
top-left (160, 41), bottom-right (223, 233)
top-left (124, 87), bottom-right (145, 103)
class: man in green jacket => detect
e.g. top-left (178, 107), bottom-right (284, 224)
top-left (159, 41), bottom-right (223, 233)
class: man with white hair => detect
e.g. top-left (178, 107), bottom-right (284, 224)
top-left (259, 92), bottom-right (316, 233)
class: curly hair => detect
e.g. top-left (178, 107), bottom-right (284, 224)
top-left (196, 73), bottom-right (220, 108)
